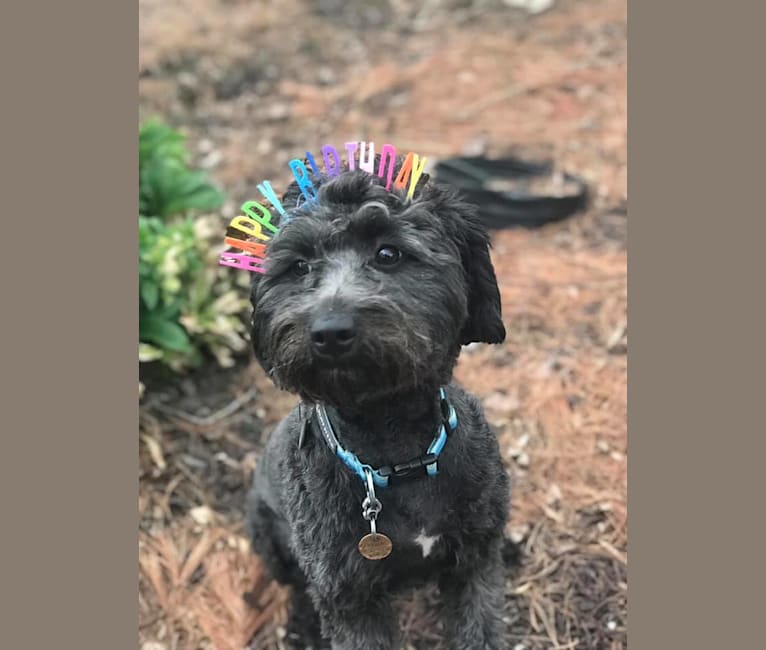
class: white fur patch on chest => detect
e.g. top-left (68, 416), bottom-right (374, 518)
top-left (414, 528), bottom-right (440, 558)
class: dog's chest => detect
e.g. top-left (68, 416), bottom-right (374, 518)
top-left (290, 424), bottom-right (485, 575)
top-left (360, 479), bottom-right (455, 568)
top-left (413, 528), bottom-right (440, 557)
top-left (377, 498), bottom-right (456, 584)
top-left (303, 458), bottom-right (455, 566)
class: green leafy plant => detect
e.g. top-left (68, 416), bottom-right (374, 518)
top-left (140, 120), bottom-right (225, 219)
top-left (139, 121), bottom-right (249, 373)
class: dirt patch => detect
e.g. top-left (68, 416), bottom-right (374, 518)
top-left (140, 1), bottom-right (626, 648)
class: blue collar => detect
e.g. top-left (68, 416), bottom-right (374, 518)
top-left (311, 387), bottom-right (458, 489)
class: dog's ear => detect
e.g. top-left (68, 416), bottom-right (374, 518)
top-left (249, 272), bottom-right (262, 307)
top-left (457, 211), bottom-right (506, 345)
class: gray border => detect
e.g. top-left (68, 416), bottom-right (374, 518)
top-left (4, 0), bottom-right (766, 647)
top-left (1, 1), bottom-right (137, 648)
top-left (629, 0), bottom-right (765, 647)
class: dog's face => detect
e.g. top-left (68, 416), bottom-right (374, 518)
top-left (250, 168), bottom-right (505, 406)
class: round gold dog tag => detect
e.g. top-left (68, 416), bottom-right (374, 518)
top-left (358, 533), bottom-right (393, 560)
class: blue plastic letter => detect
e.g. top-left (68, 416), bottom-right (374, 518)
top-left (289, 159), bottom-right (318, 203)
top-left (257, 180), bottom-right (287, 218)
top-left (305, 151), bottom-right (320, 175)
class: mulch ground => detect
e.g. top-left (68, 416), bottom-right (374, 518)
top-left (139, 1), bottom-right (627, 648)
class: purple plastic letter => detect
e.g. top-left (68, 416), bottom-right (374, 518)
top-left (345, 142), bottom-right (358, 171)
top-left (321, 145), bottom-right (342, 177)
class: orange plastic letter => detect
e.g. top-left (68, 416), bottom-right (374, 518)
top-left (225, 236), bottom-right (267, 258)
top-left (393, 152), bottom-right (415, 190)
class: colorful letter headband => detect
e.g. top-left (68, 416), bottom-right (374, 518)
top-left (218, 142), bottom-right (428, 274)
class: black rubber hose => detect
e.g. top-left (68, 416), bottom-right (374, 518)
top-left (433, 156), bottom-right (589, 229)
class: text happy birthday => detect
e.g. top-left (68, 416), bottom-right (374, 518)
top-left (219, 142), bottom-right (428, 273)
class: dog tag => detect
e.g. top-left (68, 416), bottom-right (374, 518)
top-left (358, 532), bottom-right (392, 560)
top-left (359, 467), bottom-right (391, 559)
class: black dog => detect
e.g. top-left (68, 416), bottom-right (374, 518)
top-left (246, 161), bottom-right (510, 649)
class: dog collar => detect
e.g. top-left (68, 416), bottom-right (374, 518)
top-left (309, 387), bottom-right (458, 489)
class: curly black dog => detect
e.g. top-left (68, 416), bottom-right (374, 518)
top-left (245, 159), bottom-right (511, 649)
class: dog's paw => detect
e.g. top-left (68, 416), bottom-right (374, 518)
top-left (501, 536), bottom-right (522, 569)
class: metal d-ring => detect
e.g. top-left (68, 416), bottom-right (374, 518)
top-left (361, 467), bottom-right (382, 525)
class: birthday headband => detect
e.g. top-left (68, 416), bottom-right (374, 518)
top-left (218, 142), bottom-right (428, 274)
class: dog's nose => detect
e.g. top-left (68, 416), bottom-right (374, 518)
top-left (310, 313), bottom-right (357, 358)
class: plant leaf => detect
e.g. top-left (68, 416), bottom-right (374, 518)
top-left (139, 314), bottom-right (192, 352)
top-left (138, 343), bottom-right (163, 362)
top-left (141, 280), bottom-right (160, 310)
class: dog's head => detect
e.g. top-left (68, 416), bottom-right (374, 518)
top-left (250, 162), bottom-right (505, 406)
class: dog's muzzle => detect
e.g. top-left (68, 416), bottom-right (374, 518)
top-left (309, 312), bottom-right (357, 360)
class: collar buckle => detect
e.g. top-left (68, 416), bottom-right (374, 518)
top-left (378, 452), bottom-right (439, 481)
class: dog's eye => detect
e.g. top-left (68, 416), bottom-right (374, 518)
top-left (374, 246), bottom-right (402, 267)
top-left (292, 259), bottom-right (311, 277)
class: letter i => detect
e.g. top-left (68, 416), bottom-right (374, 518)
top-left (345, 141), bottom-right (358, 171)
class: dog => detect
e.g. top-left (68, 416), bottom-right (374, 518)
top-left (245, 158), bottom-right (511, 649)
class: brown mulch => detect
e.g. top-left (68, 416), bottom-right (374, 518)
top-left (139, 1), bottom-right (626, 648)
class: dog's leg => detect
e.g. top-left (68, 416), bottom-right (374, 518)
top-left (284, 586), bottom-right (328, 650)
top-left (314, 592), bottom-right (399, 650)
top-left (247, 490), bottom-right (329, 648)
top-left (245, 492), bottom-right (298, 584)
top-left (439, 544), bottom-right (506, 650)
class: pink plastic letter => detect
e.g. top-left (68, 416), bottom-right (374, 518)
top-left (377, 143), bottom-right (397, 190)
top-left (218, 252), bottom-right (266, 273)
